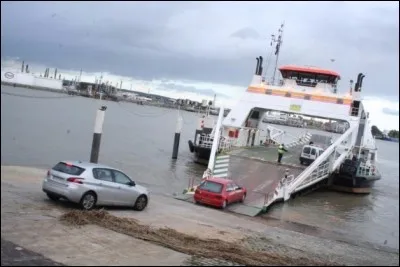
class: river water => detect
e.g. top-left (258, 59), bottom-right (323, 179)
top-left (1, 86), bottom-right (398, 251)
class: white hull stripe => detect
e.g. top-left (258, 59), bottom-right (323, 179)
top-left (214, 155), bottom-right (229, 178)
top-left (214, 173), bottom-right (228, 178)
top-left (215, 163), bottom-right (229, 168)
top-left (214, 168), bottom-right (229, 174)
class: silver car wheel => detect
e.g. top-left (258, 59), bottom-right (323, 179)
top-left (82, 194), bottom-right (95, 210)
top-left (136, 197), bottom-right (146, 209)
top-left (134, 195), bottom-right (148, 211)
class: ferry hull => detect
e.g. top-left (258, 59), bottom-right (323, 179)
top-left (192, 146), bottom-right (211, 165)
top-left (330, 173), bottom-right (381, 194)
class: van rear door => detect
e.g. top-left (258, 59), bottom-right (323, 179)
top-left (310, 148), bottom-right (317, 159)
top-left (302, 146), bottom-right (311, 158)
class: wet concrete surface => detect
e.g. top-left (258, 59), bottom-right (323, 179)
top-left (1, 238), bottom-right (64, 266)
top-left (1, 166), bottom-right (191, 266)
top-left (1, 165), bottom-right (399, 266)
top-left (229, 145), bottom-right (306, 168)
top-left (227, 147), bottom-right (305, 207)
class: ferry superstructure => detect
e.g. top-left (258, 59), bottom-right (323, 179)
top-left (186, 24), bottom-right (380, 214)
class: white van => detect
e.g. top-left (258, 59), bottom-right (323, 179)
top-left (299, 145), bottom-right (325, 165)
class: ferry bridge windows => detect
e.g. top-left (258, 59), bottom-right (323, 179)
top-left (281, 70), bottom-right (338, 87)
top-left (336, 98), bottom-right (344, 104)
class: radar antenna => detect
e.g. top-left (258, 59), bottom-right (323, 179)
top-left (271, 22), bottom-right (285, 85)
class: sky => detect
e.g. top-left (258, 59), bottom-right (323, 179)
top-left (1, 1), bottom-right (399, 130)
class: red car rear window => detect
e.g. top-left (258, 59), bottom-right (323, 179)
top-left (198, 181), bottom-right (223, 193)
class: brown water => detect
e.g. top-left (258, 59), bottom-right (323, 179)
top-left (1, 85), bottom-right (398, 251)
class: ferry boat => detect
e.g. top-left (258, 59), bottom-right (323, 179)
top-left (331, 136), bottom-right (381, 193)
top-left (187, 23), bottom-right (380, 193)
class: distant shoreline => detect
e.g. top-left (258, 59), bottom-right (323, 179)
top-left (1, 81), bottom-right (67, 94)
top-left (0, 81), bottom-right (217, 113)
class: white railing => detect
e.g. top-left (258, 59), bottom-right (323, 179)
top-left (197, 134), bottom-right (235, 152)
top-left (357, 161), bottom-right (379, 177)
top-left (265, 125), bottom-right (285, 143)
top-left (293, 160), bottom-right (330, 192)
top-left (285, 132), bottom-right (312, 148)
top-left (284, 123), bottom-right (358, 200)
top-left (203, 124), bottom-right (305, 153)
top-left (232, 125), bottom-right (285, 148)
top-left (263, 118), bottom-right (304, 128)
top-left (200, 123), bottom-right (311, 154)
top-left (264, 174), bottom-right (296, 207)
top-left (264, 126), bottom-right (357, 207)
top-left (197, 134), bottom-right (213, 148)
top-left (275, 174), bottom-right (295, 199)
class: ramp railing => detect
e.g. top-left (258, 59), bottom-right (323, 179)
top-left (264, 174), bottom-right (295, 207)
top-left (263, 124), bottom-right (358, 208)
top-left (265, 125), bottom-right (285, 144)
top-left (284, 124), bottom-right (358, 199)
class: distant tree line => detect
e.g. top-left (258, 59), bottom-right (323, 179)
top-left (371, 125), bottom-right (383, 137)
top-left (388, 130), bottom-right (399, 139)
top-left (371, 125), bottom-right (399, 139)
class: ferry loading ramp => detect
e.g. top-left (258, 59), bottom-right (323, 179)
top-left (176, 143), bottom-right (306, 217)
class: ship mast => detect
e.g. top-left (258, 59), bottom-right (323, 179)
top-left (271, 22), bottom-right (284, 85)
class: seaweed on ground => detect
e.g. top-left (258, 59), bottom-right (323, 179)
top-left (60, 210), bottom-right (339, 266)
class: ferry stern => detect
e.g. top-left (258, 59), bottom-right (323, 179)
top-left (331, 149), bottom-right (381, 194)
top-left (188, 115), bottom-right (216, 165)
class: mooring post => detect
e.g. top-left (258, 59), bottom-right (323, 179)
top-left (172, 110), bottom-right (183, 159)
top-left (90, 105), bottom-right (107, 163)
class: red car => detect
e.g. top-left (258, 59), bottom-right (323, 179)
top-left (194, 177), bottom-right (247, 209)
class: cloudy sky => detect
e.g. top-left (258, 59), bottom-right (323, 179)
top-left (1, 1), bottom-right (399, 130)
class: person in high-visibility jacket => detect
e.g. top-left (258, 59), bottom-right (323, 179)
top-left (277, 143), bottom-right (288, 164)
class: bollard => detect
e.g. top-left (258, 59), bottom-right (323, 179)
top-left (90, 105), bottom-right (107, 163)
top-left (171, 112), bottom-right (183, 159)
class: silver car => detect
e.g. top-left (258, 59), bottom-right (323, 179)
top-left (42, 161), bottom-right (149, 211)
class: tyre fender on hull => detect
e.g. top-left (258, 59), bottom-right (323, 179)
top-left (188, 140), bottom-right (195, 153)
